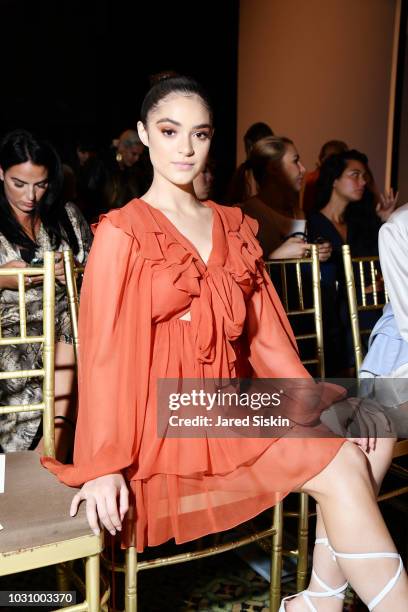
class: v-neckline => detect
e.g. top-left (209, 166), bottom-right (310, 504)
top-left (139, 199), bottom-right (217, 267)
top-left (319, 211), bottom-right (347, 244)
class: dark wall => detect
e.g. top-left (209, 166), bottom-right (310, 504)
top-left (0, 0), bottom-right (239, 199)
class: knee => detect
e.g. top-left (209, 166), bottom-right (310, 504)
top-left (303, 441), bottom-right (371, 499)
top-left (335, 441), bottom-right (370, 478)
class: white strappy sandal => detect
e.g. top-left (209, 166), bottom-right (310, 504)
top-left (279, 538), bottom-right (348, 611)
top-left (330, 547), bottom-right (403, 611)
top-left (279, 536), bottom-right (404, 611)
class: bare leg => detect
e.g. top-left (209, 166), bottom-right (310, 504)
top-left (286, 437), bottom-right (397, 611)
top-left (288, 441), bottom-right (408, 611)
top-left (35, 342), bottom-right (76, 461)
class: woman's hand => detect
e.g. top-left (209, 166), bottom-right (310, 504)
top-left (70, 473), bottom-right (129, 536)
top-left (376, 188), bottom-right (399, 223)
top-left (269, 237), bottom-right (312, 260)
top-left (54, 253), bottom-right (66, 284)
top-left (317, 241), bottom-right (332, 262)
top-left (0, 260), bottom-right (29, 290)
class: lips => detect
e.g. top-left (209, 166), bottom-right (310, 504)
top-left (172, 162), bottom-right (195, 170)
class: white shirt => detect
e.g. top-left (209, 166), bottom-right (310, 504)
top-left (378, 203), bottom-right (408, 343)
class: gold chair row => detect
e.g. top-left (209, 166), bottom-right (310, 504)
top-left (0, 253), bottom-right (104, 612)
top-left (1, 246), bottom-right (405, 610)
top-left (267, 244), bottom-right (408, 593)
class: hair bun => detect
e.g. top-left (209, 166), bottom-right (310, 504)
top-left (149, 71), bottom-right (179, 86)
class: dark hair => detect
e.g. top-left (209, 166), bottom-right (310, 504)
top-left (244, 122), bottom-right (274, 155)
top-left (315, 149), bottom-right (381, 254)
top-left (318, 139), bottom-right (348, 164)
top-left (315, 149), bottom-right (368, 210)
top-left (140, 75), bottom-right (213, 125)
top-left (0, 129), bottom-right (79, 254)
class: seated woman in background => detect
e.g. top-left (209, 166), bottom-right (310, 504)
top-left (241, 136), bottom-right (332, 262)
top-left (226, 121), bottom-right (274, 202)
top-left (0, 129), bottom-right (92, 456)
top-left (302, 139), bottom-right (348, 215)
top-left (307, 149), bottom-right (398, 376)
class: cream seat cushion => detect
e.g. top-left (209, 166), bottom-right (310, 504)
top-left (0, 451), bottom-right (92, 554)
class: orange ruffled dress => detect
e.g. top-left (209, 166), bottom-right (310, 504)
top-left (43, 199), bottom-right (344, 552)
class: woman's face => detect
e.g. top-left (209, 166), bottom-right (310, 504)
top-left (280, 144), bottom-right (306, 192)
top-left (333, 160), bottom-right (367, 202)
top-left (138, 93), bottom-right (213, 187)
top-left (0, 161), bottom-right (48, 216)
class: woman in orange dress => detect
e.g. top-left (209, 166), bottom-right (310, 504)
top-left (43, 76), bottom-right (408, 610)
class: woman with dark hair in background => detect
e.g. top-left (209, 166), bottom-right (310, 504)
top-left (302, 139), bottom-right (348, 214)
top-left (44, 77), bottom-right (408, 610)
top-left (226, 121), bottom-right (274, 202)
top-left (241, 136), bottom-right (332, 262)
top-left (307, 149), bottom-right (398, 375)
top-left (0, 129), bottom-right (92, 455)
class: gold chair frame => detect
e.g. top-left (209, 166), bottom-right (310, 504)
top-left (63, 251), bottom-right (284, 612)
top-left (266, 244), bottom-right (324, 592)
top-left (0, 252), bottom-right (104, 612)
top-left (342, 245), bottom-right (408, 500)
top-left (342, 245), bottom-right (388, 372)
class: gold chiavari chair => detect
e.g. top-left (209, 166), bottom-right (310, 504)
top-left (63, 250), bottom-right (284, 612)
top-left (0, 252), bottom-right (106, 612)
top-left (266, 244), bottom-right (323, 592)
top-left (342, 245), bottom-right (408, 500)
top-left (342, 245), bottom-right (388, 372)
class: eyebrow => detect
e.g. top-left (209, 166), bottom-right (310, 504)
top-left (10, 177), bottom-right (48, 185)
top-left (156, 118), bottom-right (212, 129)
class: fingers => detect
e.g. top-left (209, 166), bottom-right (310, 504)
top-left (55, 256), bottom-right (66, 284)
top-left (287, 236), bottom-right (304, 244)
top-left (85, 496), bottom-right (101, 536)
top-left (119, 483), bottom-right (129, 522)
top-left (70, 491), bottom-right (81, 518)
top-left (96, 496), bottom-right (118, 536)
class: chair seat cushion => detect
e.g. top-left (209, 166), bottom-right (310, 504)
top-left (0, 452), bottom-right (92, 554)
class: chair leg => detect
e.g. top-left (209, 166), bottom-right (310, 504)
top-left (86, 554), bottom-right (100, 612)
top-left (56, 562), bottom-right (72, 592)
top-left (125, 546), bottom-right (137, 612)
top-left (296, 492), bottom-right (309, 591)
top-left (270, 501), bottom-right (283, 612)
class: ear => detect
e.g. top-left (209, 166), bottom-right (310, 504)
top-left (0, 166), bottom-right (4, 181)
top-left (137, 121), bottom-right (149, 147)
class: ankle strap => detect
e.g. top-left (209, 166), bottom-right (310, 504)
top-left (330, 549), bottom-right (403, 611)
top-left (315, 537), bottom-right (329, 546)
top-left (310, 569), bottom-right (347, 599)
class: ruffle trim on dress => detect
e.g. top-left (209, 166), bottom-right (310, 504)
top-left (92, 200), bottom-right (267, 369)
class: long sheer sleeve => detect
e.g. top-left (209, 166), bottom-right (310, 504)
top-left (42, 215), bottom-right (141, 485)
top-left (379, 205), bottom-right (408, 343)
top-left (246, 267), bottom-right (309, 378)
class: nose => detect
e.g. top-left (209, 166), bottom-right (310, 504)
top-left (178, 133), bottom-right (194, 157)
top-left (26, 185), bottom-right (36, 201)
top-left (298, 161), bottom-right (306, 176)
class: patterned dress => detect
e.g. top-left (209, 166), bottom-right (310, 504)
top-left (0, 202), bottom-right (92, 452)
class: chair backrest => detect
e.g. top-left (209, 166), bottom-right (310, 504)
top-left (0, 252), bottom-right (56, 457)
top-left (62, 250), bottom-right (84, 364)
top-left (342, 245), bottom-right (388, 372)
top-left (265, 244), bottom-right (325, 377)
